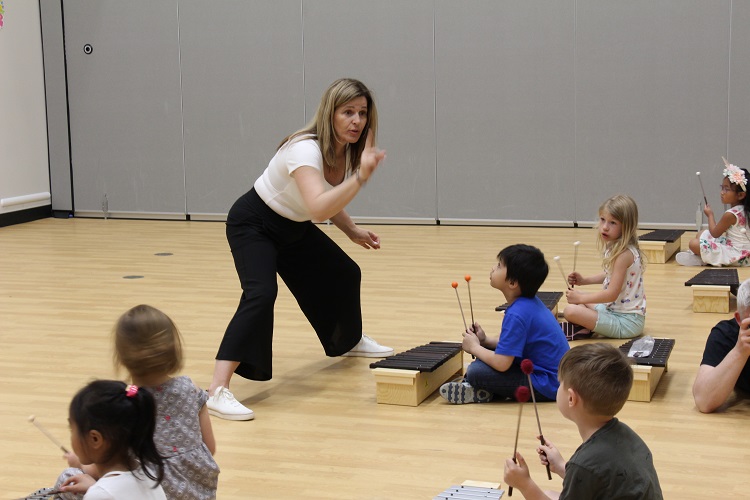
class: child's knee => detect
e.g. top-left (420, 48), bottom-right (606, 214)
top-left (688, 238), bottom-right (700, 254)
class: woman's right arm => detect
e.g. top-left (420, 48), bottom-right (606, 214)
top-left (293, 166), bottom-right (364, 222)
top-left (294, 130), bottom-right (385, 222)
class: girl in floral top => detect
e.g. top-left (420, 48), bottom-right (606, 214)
top-left (562, 194), bottom-right (646, 340)
top-left (677, 162), bottom-right (750, 267)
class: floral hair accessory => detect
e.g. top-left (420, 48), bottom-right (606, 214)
top-left (722, 158), bottom-right (747, 192)
top-left (125, 385), bottom-right (138, 398)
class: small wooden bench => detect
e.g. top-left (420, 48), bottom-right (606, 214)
top-left (619, 338), bottom-right (675, 402)
top-left (638, 229), bottom-right (685, 263)
top-left (684, 268), bottom-right (739, 313)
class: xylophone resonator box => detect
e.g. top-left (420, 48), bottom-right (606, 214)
top-left (370, 342), bottom-right (464, 406)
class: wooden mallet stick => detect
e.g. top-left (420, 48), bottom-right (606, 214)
top-left (28, 415), bottom-right (69, 453)
top-left (521, 360), bottom-right (552, 480)
top-left (509, 385), bottom-right (531, 497)
top-left (696, 171), bottom-right (708, 205)
top-left (451, 281), bottom-right (468, 331)
top-left (572, 241), bottom-right (581, 288)
top-left (464, 274), bottom-right (475, 327)
top-left (553, 256), bottom-right (571, 290)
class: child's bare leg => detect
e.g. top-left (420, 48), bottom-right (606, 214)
top-left (688, 237), bottom-right (700, 255)
top-left (562, 304), bottom-right (598, 330)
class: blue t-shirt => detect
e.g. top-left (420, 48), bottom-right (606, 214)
top-left (495, 296), bottom-right (570, 399)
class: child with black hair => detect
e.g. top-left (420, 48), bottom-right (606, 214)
top-left (58, 380), bottom-right (166, 499)
top-left (439, 244), bottom-right (569, 404)
top-left (677, 162), bottom-right (750, 266)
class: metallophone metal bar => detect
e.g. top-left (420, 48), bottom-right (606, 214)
top-left (433, 484), bottom-right (504, 499)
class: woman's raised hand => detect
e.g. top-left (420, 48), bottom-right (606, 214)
top-left (358, 130), bottom-right (386, 182)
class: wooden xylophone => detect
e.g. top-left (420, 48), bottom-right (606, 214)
top-left (685, 268), bottom-right (739, 312)
top-left (619, 337), bottom-right (675, 402)
top-left (638, 229), bottom-right (685, 263)
top-left (497, 291), bottom-right (563, 317)
top-left (369, 341), bottom-right (462, 372)
top-left (370, 342), bottom-right (464, 406)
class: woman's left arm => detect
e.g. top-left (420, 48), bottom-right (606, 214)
top-left (330, 210), bottom-right (380, 249)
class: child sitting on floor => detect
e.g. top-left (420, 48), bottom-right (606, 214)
top-left (504, 343), bottom-right (663, 499)
top-left (439, 244), bottom-right (569, 404)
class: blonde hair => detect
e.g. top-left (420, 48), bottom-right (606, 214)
top-left (279, 78), bottom-right (378, 175)
top-left (113, 305), bottom-right (183, 379)
top-left (597, 194), bottom-right (644, 272)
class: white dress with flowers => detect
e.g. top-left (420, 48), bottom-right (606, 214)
top-left (699, 205), bottom-right (750, 266)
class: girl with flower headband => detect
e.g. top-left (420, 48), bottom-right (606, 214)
top-left (561, 194), bottom-right (646, 340)
top-left (58, 379), bottom-right (166, 499)
top-left (677, 161), bottom-right (750, 266)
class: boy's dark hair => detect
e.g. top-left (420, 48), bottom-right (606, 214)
top-left (558, 343), bottom-right (633, 417)
top-left (497, 244), bottom-right (549, 298)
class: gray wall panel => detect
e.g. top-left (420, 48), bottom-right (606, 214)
top-left (179, 0), bottom-right (305, 216)
top-left (435, 0), bottom-right (576, 223)
top-left (40, 0), bottom-right (72, 213)
top-left (64, 0), bottom-right (185, 216)
top-left (303, 0), bottom-right (436, 220)
top-left (575, 0), bottom-right (730, 226)
top-left (729, 1), bottom-right (750, 166)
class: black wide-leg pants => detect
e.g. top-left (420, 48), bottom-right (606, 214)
top-left (217, 188), bottom-right (362, 381)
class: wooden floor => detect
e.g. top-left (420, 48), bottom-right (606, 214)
top-left (2, 218), bottom-right (749, 499)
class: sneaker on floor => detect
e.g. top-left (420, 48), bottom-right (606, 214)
top-left (207, 386), bottom-right (254, 421)
top-left (675, 251), bottom-right (704, 266)
top-left (559, 321), bottom-right (593, 341)
top-left (439, 381), bottom-right (493, 404)
top-left (341, 334), bottom-right (394, 357)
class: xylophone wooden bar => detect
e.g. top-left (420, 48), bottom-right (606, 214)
top-left (638, 229), bottom-right (685, 263)
top-left (684, 269), bottom-right (739, 313)
top-left (496, 291), bottom-right (563, 317)
top-left (619, 338), bottom-right (675, 402)
top-left (370, 342), bottom-right (463, 406)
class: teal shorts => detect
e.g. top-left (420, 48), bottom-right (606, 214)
top-left (593, 303), bottom-right (645, 339)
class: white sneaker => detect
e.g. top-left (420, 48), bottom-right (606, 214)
top-left (676, 251), bottom-right (704, 266)
top-left (206, 386), bottom-right (254, 421)
top-left (341, 334), bottom-right (394, 358)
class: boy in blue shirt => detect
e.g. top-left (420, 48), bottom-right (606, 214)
top-left (440, 244), bottom-right (570, 404)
